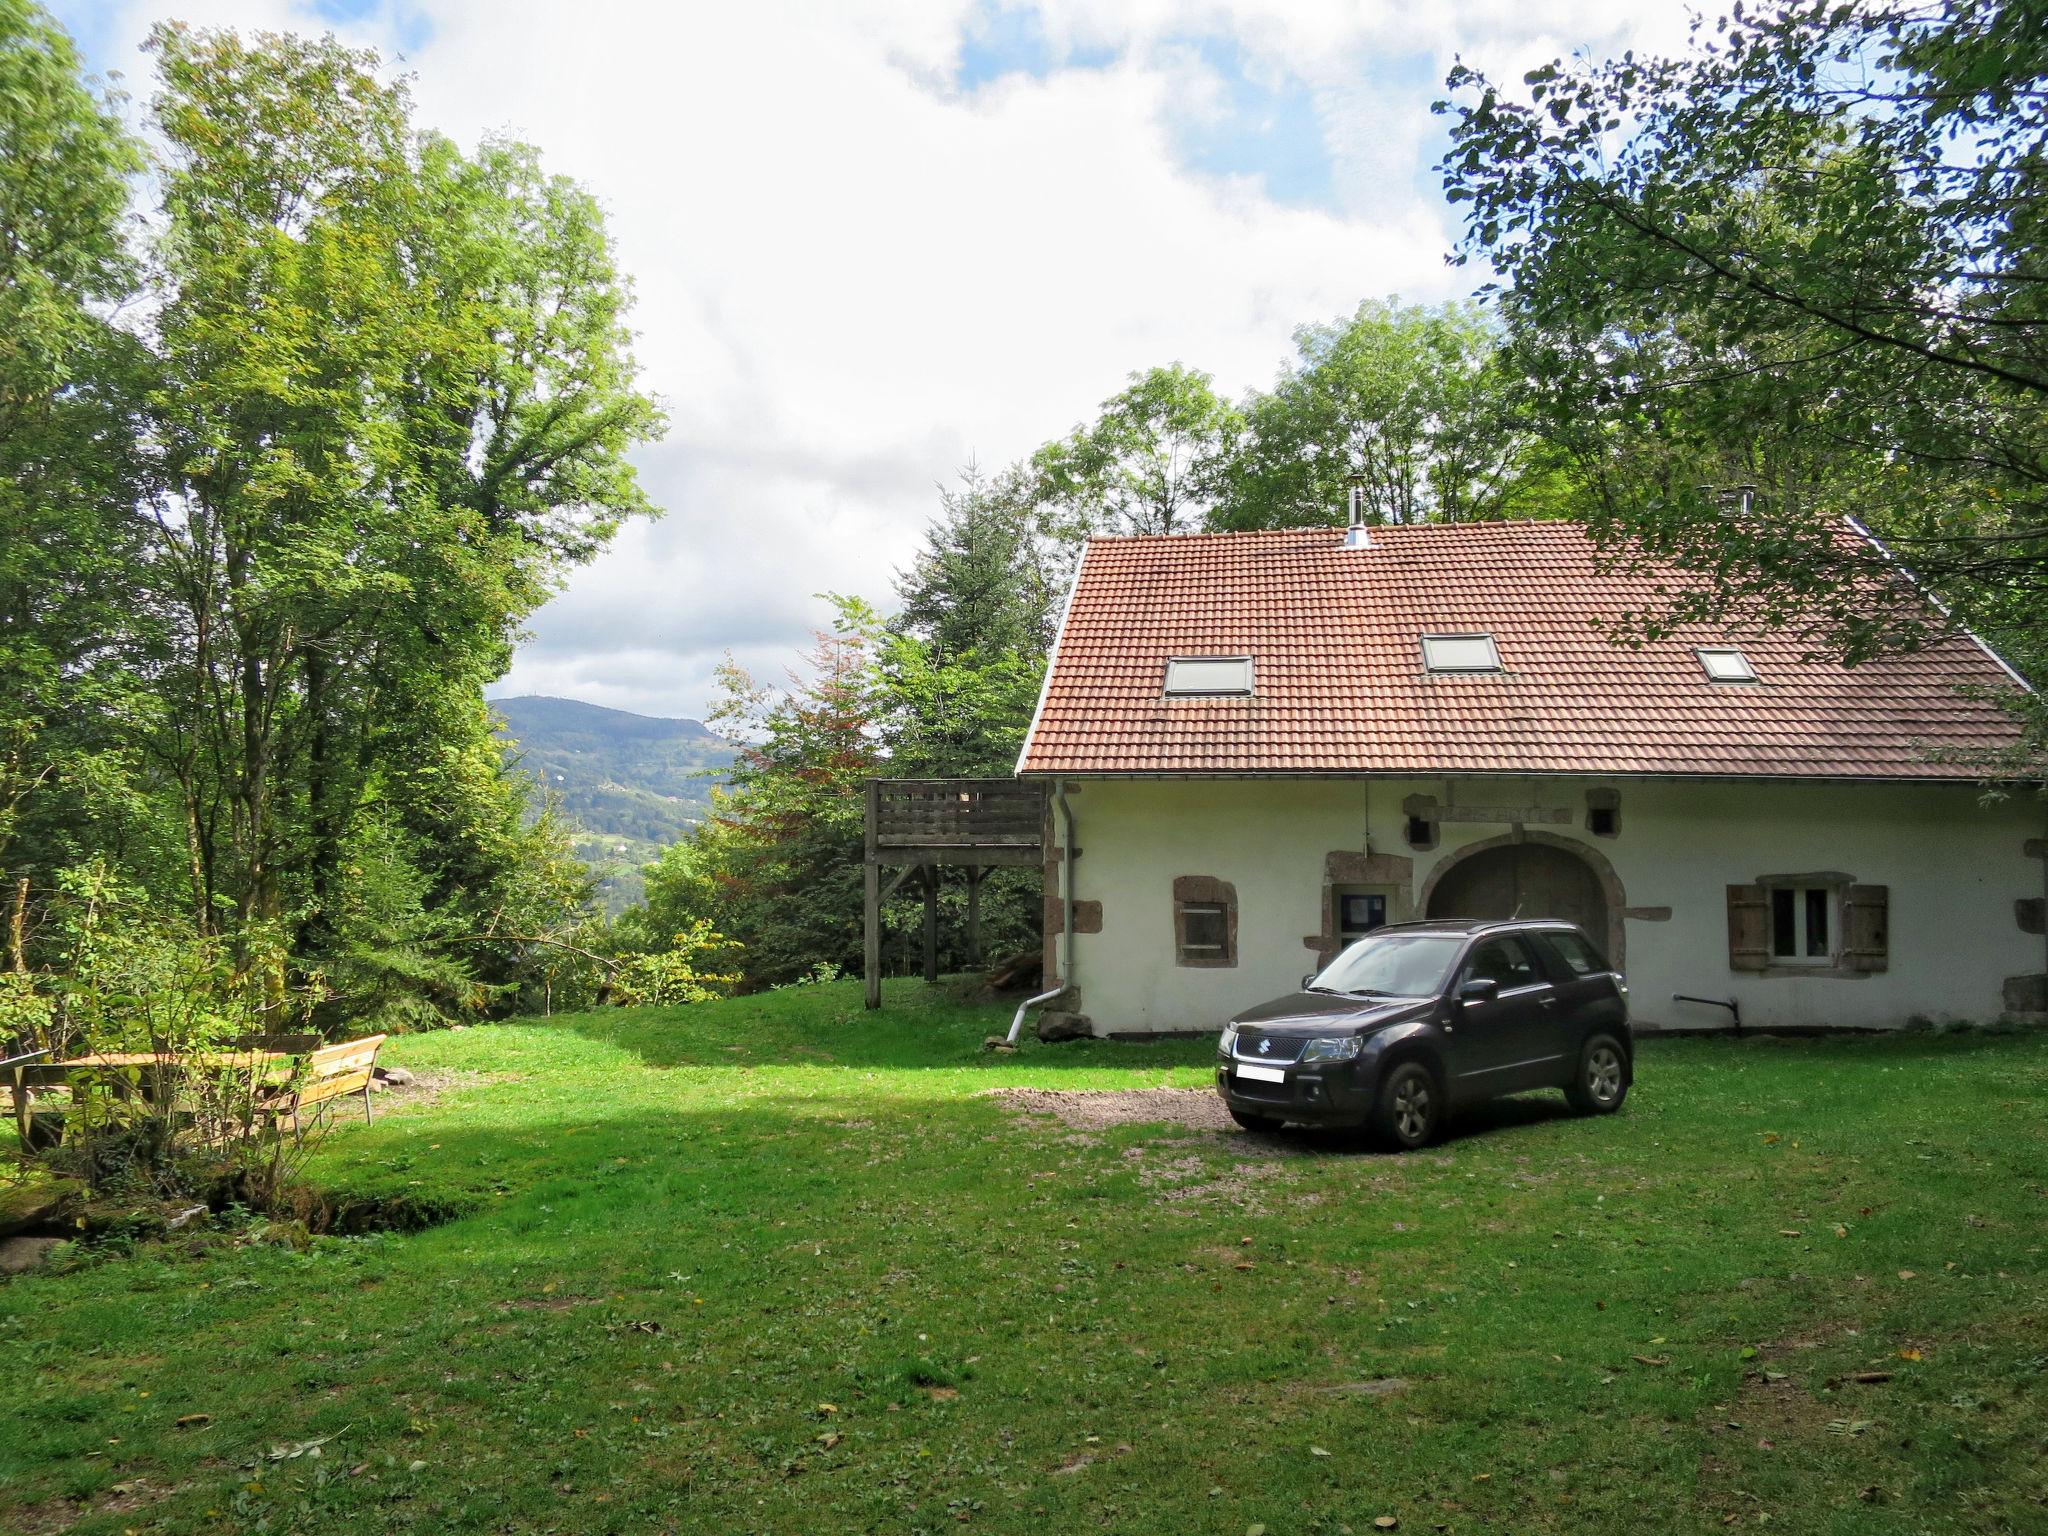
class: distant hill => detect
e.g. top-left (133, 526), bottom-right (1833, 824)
top-left (491, 695), bottom-right (738, 912)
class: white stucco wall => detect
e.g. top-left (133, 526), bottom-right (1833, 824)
top-left (1048, 776), bottom-right (2048, 1034)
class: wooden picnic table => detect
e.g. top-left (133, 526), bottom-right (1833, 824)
top-left (10, 1050), bottom-right (297, 1106)
top-left (48, 1050), bottom-right (294, 1071)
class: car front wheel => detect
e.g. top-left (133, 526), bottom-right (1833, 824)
top-left (1566, 1034), bottom-right (1630, 1115)
top-left (1371, 1061), bottom-right (1441, 1151)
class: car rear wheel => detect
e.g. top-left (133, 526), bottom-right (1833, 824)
top-left (1371, 1061), bottom-right (1441, 1151)
top-left (1228, 1107), bottom-right (1285, 1133)
top-left (1566, 1034), bottom-right (1629, 1114)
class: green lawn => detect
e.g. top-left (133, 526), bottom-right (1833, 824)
top-left (4, 983), bottom-right (2045, 1535)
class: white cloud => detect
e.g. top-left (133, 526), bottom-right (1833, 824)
top-left (78, 0), bottom-right (1725, 718)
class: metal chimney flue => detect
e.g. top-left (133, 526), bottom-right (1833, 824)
top-left (1343, 475), bottom-right (1371, 548)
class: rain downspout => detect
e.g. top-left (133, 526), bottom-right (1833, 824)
top-left (1057, 779), bottom-right (1078, 996)
top-left (1002, 779), bottom-right (1080, 1048)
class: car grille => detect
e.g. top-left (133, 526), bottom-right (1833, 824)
top-left (1233, 1029), bottom-right (1303, 1063)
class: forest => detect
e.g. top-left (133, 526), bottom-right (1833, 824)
top-left (3, 0), bottom-right (2043, 1056)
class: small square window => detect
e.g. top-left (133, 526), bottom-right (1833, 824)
top-left (1164, 656), bottom-right (1253, 695)
top-left (1180, 903), bottom-right (1228, 954)
top-left (1697, 647), bottom-right (1758, 683)
top-left (1421, 633), bottom-right (1502, 673)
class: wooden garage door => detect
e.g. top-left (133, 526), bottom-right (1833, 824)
top-left (1426, 842), bottom-right (1608, 941)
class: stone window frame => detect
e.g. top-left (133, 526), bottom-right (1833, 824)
top-left (1585, 786), bottom-right (1621, 839)
top-left (1172, 875), bottom-right (1237, 968)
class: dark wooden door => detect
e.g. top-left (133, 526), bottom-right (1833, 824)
top-left (1427, 843), bottom-right (1607, 940)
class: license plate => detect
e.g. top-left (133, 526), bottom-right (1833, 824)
top-left (1235, 1062), bottom-right (1286, 1084)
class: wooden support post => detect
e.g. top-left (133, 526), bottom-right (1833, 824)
top-left (863, 780), bottom-right (882, 1010)
top-left (965, 866), bottom-right (983, 967)
top-left (922, 867), bottom-right (940, 984)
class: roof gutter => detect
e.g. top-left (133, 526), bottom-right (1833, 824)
top-left (1014, 767), bottom-right (2044, 787)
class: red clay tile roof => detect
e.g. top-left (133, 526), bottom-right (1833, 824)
top-left (1016, 521), bottom-right (2031, 780)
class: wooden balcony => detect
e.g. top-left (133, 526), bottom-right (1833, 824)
top-left (868, 778), bottom-right (1048, 867)
top-left (863, 778), bottom-right (1049, 1008)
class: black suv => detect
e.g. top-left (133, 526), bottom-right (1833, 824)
top-left (1215, 919), bottom-right (1631, 1149)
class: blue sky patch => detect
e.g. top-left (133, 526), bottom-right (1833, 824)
top-left (1168, 35), bottom-right (1335, 210)
top-left (954, 3), bottom-right (1117, 90)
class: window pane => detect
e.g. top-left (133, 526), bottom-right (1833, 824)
top-left (1771, 887), bottom-right (1796, 957)
top-left (1339, 893), bottom-right (1386, 936)
top-left (1463, 938), bottom-right (1538, 989)
top-left (1698, 648), bottom-right (1758, 682)
top-left (1805, 887), bottom-right (1829, 957)
top-left (1535, 931), bottom-right (1607, 977)
top-left (1164, 657), bottom-right (1252, 695)
top-left (1182, 904), bottom-right (1227, 952)
top-left (1421, 634), bottom-right (1501, 672)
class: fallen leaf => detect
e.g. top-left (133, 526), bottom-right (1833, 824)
top-left (1778, 1229), bottom-right (1801, 1238)
top-left (1632, 1355), bottom-right (1670, 1367)
top-left (174, 1413), bottom-right (211, 1430)
top-left (1897, 1270), bottom-right (1915, 1281)
top-left (1310, 1446), bottom-right (1332, 1458)
top-left (1849, 1371), bottom-right (1892, 1384)
top-left (817, 1432), bottom-right (842, 1450)
top-left (816, 1403), bottom-right (838, 1416)
top-left (267, 1427), bottom-right (346, 1461)
top-left (1374, 1519), bottom-right (1399, 1531)
top-left (1834, 1225), bottom-right (1848, 1238)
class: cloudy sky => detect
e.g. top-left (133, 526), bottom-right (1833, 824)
top-left (57, 0), bottom-right (1708, 721)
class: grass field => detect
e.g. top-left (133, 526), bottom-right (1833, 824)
top-left (4, 981), bottom-right (2045, 1535)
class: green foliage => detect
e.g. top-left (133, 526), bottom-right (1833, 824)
top-left (0, 13), bottom-right (663, 1033)
top-left (1030, 363), bottom-right (1245, 538)
top-left (7, 859), bottom-right (323, 1202)
top-left (1216, 298), bottom-right (1567, 530)
top-left (1438, 1), bottom-right (2047, 749)
top-left (602, 918), bottom-right (741, 1008)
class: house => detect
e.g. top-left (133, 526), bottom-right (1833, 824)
top-left (1013, 521), bottom-right (2047, 1034)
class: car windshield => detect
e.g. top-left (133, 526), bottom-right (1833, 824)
top-left (1309, 932), bottom-right (1467, 998)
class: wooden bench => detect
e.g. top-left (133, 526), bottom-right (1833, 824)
top-left (261, 1034), bottom-right (388, 1133)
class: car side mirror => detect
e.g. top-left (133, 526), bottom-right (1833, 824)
top-left (1458, 977), bottom-right (1500, 1005)
top-left (1301, 973), bottom-right (1318, 990)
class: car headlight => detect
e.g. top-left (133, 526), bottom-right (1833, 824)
top-left (1299, 1035), bottom-right (1363, 1064)
top-left (1217, 1024), bottom-right (1238, 1058)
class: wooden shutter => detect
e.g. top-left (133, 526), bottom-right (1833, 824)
top-left (1842, 884), bottom-right (1889, 973)
top-left (1727, 885), bottom-right (1770, 972)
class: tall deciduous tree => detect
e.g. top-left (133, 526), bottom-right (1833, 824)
top-left (1030, 363), bottom-right (1244, 539)
top-left (1439, 1), bottom-right (2047, 721)
top-left (1214, 299), bottom-right (1559, 530)
top-left (136, 24), bottom-right (661, 1009)
top-left (0, 1), bottom-right (153, 891)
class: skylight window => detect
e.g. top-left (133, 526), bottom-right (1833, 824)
top-left (1164, 656), bottom-right (1253, 696)
top-left (1420, 633), bottom-right (1502, 674)
top-left (1697, 647), bottom-right (1759, 683)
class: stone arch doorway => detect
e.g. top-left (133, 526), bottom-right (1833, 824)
top-left (1421, 833), bottom-right (1624, 966)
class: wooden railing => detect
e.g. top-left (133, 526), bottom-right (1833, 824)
top-left (871, 779), bottom-right (1047, 851)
